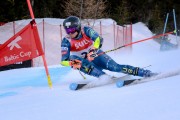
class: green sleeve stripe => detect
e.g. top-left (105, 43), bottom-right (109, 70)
top-left (60, 61), bottom-right (70, 66)
top-left (93, 37), bottom-right (100, 49)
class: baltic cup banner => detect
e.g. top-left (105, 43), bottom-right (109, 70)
top-left (0, 20), bottom-right (44, 66)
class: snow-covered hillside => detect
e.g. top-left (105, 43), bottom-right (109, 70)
top-left (0, 19), bottom-right (180, 120)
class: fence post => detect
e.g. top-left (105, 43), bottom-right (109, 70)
top-left (113, 21), bottom-right (116, 49)
top-left (13, 21), bottom-right (15, 35)
top-left (60, 24), bottom-right (62, 41)
top-left (116, 26), bottom-right (119, 49)
top-left (122, 26), bottom-right (124, 45)
top-left (125, 25), bottom-right (127, 44)
top-left (131, 23), bottom-right (132, 43)
top-left (43, 19), bottom-right (45, 53)
top-left (100, 21), bottom-right (102, 37)
top-left (130, 23), bottom-right (133, 50)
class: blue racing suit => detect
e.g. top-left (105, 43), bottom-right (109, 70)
top-left (61, 26), bottom-right (152, 78)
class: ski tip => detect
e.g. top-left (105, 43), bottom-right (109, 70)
top-left (116, 80), bottom-right (124, 88)
top-left (69, 83), bottom-right (78, 90)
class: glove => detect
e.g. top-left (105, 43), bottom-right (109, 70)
top-left (69, 59), bottom-right (82, 69)
top-left (87, 48), bottom-right (98, 61)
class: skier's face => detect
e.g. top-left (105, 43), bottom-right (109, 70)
top-left (65, 27), bottom-right (78, 38)
top-left (69, 31), bottom-right (78, 38)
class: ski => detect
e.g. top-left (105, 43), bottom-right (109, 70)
top-left (69, 77), bottom-right (141, 91)
top-left (69, 68), bottom-right (180, 91)
top-left (69, 74), bottom-right (132, 91)
top-left (116, 78), bottom-right (141, 88)
top-left (69, 83), bottom-right (87, 90)
top-left (117, 68), bottom-right (180, 88)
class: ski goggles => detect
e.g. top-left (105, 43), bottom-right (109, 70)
top-left (65, 27), bottom-right (77, 34)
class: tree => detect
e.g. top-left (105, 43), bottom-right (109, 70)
top-left (112, 0), bottom-right (131, 25)
top-left (62, 0), bottom-right (107, 20)
top-left (0, 0), bottom-right (29, 22)
top-left (52, 0), bottom-right (66, 18)
top-left (33, 0), bottom-right (55, 18)
top-left (147, 4), bottom-right (164, 34)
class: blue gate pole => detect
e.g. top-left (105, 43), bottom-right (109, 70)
top-left (160, 13), bottom-right (169, 51)
top-left (173, 9), bottom-right (178, 44)
top-left (163, 13), bottom-right (169, 35)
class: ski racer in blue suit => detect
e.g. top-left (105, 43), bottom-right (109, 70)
top-left (61, 16), bottom-right (154, 80)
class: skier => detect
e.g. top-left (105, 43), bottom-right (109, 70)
top-left (61, 16), bottom-right (155, 80)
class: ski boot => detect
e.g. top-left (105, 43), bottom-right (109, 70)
top-left (138, 69), bottom-right (157, 77)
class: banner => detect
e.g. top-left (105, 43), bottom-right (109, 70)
top-left (0, 20), bottom-right (44, 67)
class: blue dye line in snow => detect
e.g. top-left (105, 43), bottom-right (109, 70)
top-left (0, 92), bottom-right (17, 98)
top-left (0, 66), bottom-right (71, 89)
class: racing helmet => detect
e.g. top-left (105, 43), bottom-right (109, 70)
top-left (63, 16), bottom-right (81, 34)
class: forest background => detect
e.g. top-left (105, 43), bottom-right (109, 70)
top-left (0, 0), bottom-right (179, 34)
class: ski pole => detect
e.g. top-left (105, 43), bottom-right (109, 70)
top-left (71, 60), bottom-right (87, 80)
top-left (78, 69), bottom-right (86, 80)
top-left (98, 30), bottom-right (176, 56)
top-left (143, 65), bottom-right (152, 69)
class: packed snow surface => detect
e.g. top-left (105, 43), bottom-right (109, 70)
top-left (0, 19), bottom-right (180, 120)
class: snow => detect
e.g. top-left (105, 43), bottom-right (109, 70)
top-left (0, 18), bottom-right (180, 120)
